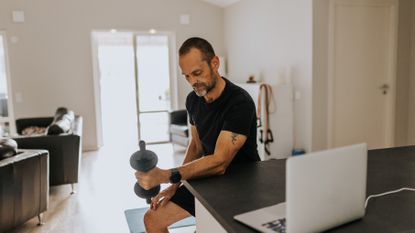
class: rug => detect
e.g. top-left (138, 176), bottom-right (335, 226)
top-left (124, 207), bottom-right (195, 233)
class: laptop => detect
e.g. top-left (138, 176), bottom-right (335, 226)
top-left (234, 143), bottom-right (367, 233)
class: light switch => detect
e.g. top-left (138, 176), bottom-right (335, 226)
top-left (12, 11), bottom-right (25, 23)
top-left (10, 36), bottom-right (19, 44)
top-left (180, 14), bottom-right (190, 25)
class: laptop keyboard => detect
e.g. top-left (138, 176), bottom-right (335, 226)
top-left (261, 218), bottom-right (286, 233)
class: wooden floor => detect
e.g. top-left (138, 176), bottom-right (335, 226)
top-left (10, 142), bottom-right (196, 233)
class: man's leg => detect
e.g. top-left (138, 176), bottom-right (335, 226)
top-left (144, 201), bottom-right (191, 233)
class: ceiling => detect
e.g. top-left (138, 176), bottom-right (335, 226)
top-left (200, 0), bottom-right (240, 8)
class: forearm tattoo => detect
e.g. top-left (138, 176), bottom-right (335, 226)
top-left (231, 133), bottom-right (238, 145)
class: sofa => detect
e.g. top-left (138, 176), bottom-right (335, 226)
top-left (13, 115), bottom-right (82, 193)
top-left (169, 110), bottom-right (189, 147)
top-left (0, 150), bottom-right (49, 233)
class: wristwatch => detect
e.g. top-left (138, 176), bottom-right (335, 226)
top-left (169, 168), bottom-right (182, 184)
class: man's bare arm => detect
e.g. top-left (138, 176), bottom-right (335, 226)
top-left (182, 126), bottom-right (204, 165)
top-left (178, 130), bottom-right (246, 180)
top-left (136, 130), bottom-right (246, 189)
top-left (147, 126), bottom-right (203, 209)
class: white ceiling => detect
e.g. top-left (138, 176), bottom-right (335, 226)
top-left (200, 0), bottom-right (240, 8)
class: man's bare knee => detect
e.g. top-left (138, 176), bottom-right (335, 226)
top-left (144, 209), bottom-right (168, 232)
top-left (144, 210), bottom-right (157, 231)
top-left (144, 202), bottom-right (190, 233)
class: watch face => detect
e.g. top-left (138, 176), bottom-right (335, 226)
top-left (170, 169), bottom-right (181, 183)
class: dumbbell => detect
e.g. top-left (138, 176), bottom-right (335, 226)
top-left (0, 138), bottom-right (18, 159)
top-left (130, 140), bottom-right (160, 204)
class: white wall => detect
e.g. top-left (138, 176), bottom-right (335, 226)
top-left (313, 0), bottom-right (415, 149)
top-left (224, 0), bottom-right (313, 152)
top-left (395, 0), bottom-right (411, 146)
top-left (312, 0), bottom-right (329, 151)
top-left (408, 0), bottom-right (415, 145)
top-left (0, 0), bottom-right (225, 150)
top-left (0, 35), bottom-right (7, 94)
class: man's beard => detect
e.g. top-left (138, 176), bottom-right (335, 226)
top-left (193, 67), bottom-right (217, 97)
top-left (193, 82), bottom-right (214, 97)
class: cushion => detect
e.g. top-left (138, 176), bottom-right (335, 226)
top-left (46, 107), bottom-right (75, 135)
top-left (0, 138), bottom-right (17, 159)
top-left (22, 126), bottom-right (47, 136)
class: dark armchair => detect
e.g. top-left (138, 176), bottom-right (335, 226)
top-left (13, 116), bottom-right (82, 193)
top-left (0, 150), bottom-right (49, 233)
top-left (169, 110), bottom-right (189, 147)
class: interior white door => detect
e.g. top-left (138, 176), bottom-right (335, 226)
top-left (328, 0), bottom-right (398, 149)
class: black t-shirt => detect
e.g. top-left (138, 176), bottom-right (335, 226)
top-left (186, 77), bottom-right (260, 164)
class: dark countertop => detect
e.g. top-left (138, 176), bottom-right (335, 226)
top-left (184, 146), bottom-right (415, 233)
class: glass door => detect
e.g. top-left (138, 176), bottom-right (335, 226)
top-left (135, 34), bottom-right (171, 143)
top-left (95, 32), bottom-right (139, 148)
top-left (92, 31), bottom-right (175, 146)
top-left (0, 32), bottom-right (15, 137)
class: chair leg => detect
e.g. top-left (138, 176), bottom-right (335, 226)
top-left (70, 183), bottom-right (76, 195)
top-left (37, 213), bottom-right (45, 226)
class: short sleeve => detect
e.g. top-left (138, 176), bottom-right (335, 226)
top-left (222, 101), bottom-right (255, 136)
top-left (188, 113), bottom-right (194, 125)
top-left (185, 93), bottom-right (195, 125)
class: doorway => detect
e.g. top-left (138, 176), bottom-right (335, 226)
top-left (92, 31), bottom-right (177, 148)
top-left (0, 32), bottom-right (15, 137)
top-left (135, 34), bottom-right (172, 144)
top-left (327, 0), bottom-right (398, 149)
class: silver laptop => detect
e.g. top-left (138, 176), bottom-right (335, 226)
top-left (234, 143), bottom-right (367, 233)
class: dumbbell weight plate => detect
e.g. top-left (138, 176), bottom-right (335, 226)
top-left (130, 150), bottom-right (158, 172)
top-left (134, 183), bottom-right (161, 204)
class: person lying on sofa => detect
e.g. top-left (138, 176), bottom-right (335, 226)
top-left (135, 37), bottom-right (260, 233)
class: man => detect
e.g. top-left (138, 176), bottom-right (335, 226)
top-left (136, 37), bottom-right (260, 233)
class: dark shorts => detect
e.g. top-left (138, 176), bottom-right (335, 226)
top-left (170, 185), bottom-right (195, 216)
